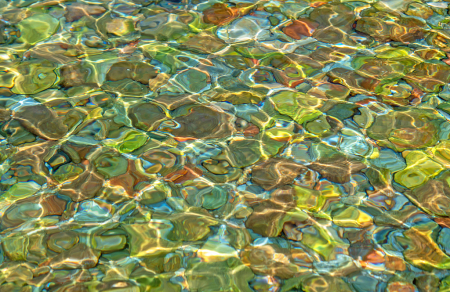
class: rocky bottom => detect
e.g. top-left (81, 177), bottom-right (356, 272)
top-left (1, 0), bottom-right (450, 291)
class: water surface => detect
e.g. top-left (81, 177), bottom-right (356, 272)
top-left (0, 0), bottom-right (450, 291)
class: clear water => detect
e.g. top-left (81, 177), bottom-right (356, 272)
top-left (0, 0), bottom-right (450, 291)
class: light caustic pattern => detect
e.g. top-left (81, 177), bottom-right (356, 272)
top-left (2, 0), bottom-right (450, 291)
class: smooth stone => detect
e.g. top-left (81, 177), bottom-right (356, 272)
top-left (2, 236), bottom-right (28, 261)
top-left (175, 69), bottom-right (208, 93)
top-left (370, 149), bottom-right (406, 172)
top-left (74, 200), bottom-right (112, 222)
top-left (394, 151), bottom-right (444, 189)
top-left (46, 243), bottom-right (101, 270)
top-left (332, 206), bottom-right (373, 228)
top-left (17, 14), bottom-right (59, 45)
top-left (47, 231), bottom-right (79, 253)
top-left (13, 104), bottom-right (68, 140)
top-left (218, 16), bottom-right (271, 43)
top-left (92, 235), bottom-right (127, 252)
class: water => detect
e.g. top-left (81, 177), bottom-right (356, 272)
top-left (0, 0), bottom-right (450, 291)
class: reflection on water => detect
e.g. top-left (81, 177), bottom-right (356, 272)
top-left (1, 0), bottom-right (450, 291)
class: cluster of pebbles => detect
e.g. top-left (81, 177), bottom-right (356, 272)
top-left (2, 0), bottom-right (450, 291)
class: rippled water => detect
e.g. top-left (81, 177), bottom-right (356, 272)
top-left (2, 0), bottom-right (450, 291)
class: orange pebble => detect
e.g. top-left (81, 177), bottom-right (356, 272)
top-left (282, 19), bottom-right (319, 39)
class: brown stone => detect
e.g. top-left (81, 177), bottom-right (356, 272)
top-left (65, 3), bottom-right (106, 22)
top-left (245, 188), bottom-right (297, 237)
top-left (59, 164), bottom-right (104, 202)
top-left (1, 194), bottom-right (66, 229)
top-left (13, 104), bottom-right (68, 140)
top-left (203, 3), bottom-right (238, 26)
top-left (307, 157), bottom-right (366, 184)
top-left (282, 19), bottom-right (319, 39)
top-left (251, 158), bottom-right (307, 190)
top-left (43, 243), bottom-right (101, 270)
